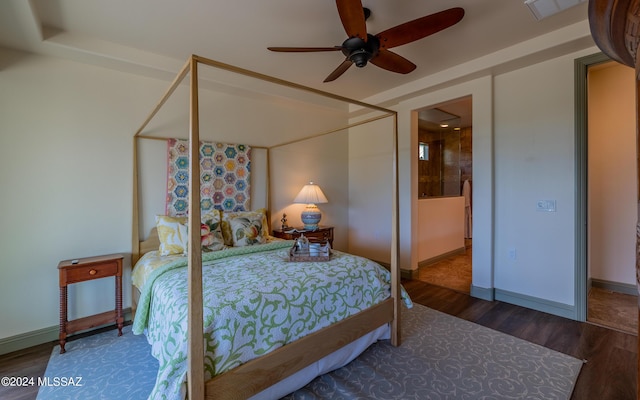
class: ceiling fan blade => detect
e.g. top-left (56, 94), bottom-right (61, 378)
top-left (376, 7), bottom-right (464, 50)
top-left (324, 59), bottom-right (353, 82)
top-left (268, 46), bottom-right (342, 52)
top-left (370, 49), bottom-right (416, 74)
top-left (336, 0), bottom-right (367, 40)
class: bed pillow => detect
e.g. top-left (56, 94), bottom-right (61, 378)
top-left (229, 214), bottom-right (267, 247)
top-left (200, 210), bottom-right (225, 252)
top-left (156, 212), bottom-right (225, 255)
top-left (156, 215), bottom-right (188, 256)
top-left (221, 208), bottom-right (269, 246)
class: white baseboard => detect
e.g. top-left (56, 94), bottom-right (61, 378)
top-left (495, 289), bottom-right (576, 319)
top-left (470, 285), bottom-right (494, 301)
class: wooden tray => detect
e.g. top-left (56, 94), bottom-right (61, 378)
top-left (289, 240), bottom-right (331, 262)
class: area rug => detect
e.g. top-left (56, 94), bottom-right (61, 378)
top-left (38, 304), bottom-right (583, 400)
top-left (37, 325), bottom-right (157, 400)
top-left (285, 304), bottom-right (584, 399)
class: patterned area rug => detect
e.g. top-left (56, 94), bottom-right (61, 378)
top-left (38, 304), bottom-right (583, 400)
top-left (37, 325), bottom-right (157, 400)
top-left (286, 304), bottom-right (584, 399)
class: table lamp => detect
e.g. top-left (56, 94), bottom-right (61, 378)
top-left (293, 181), bottom-right (328, 230)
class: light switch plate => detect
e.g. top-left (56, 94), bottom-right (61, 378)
top-left (536, 199), bottom-right (556, 212)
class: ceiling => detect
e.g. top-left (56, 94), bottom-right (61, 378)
top-left (0, 0), bottom-right (590, 101)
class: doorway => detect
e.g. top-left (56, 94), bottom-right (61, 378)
top-left (577, 54), bottom-right (638, 333)
top-left (415, 96), bottom-right (473, 293)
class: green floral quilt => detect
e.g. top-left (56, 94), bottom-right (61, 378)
top-left (132, 241), bottom-right (412, 400)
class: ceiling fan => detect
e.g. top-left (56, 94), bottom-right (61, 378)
top-left (267, 0), bottom-right (464, 82)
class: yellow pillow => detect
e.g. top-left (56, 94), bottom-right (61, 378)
top-left (156, 211), bottom-right (225, 255)
top-left (156, 215), bottom-right (188, 256)
top-left (221, 208), bottom-right (270, 246)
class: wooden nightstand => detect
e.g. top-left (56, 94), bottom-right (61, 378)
top-left (272, 226), bottom-right (334, 248)
top-left (58, 253), bottom-right (124, 354)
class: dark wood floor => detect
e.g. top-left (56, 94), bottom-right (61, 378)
top-left (0, 280), bottom-right (636, 399)
top-left (418, 246), bottom-right (639, 335)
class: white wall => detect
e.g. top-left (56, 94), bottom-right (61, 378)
top-left (588, 63), bottom-right (637, 285)
top-left (417, 197), bottom-right (465, 262)
top-left (347, 117), bottom-right (395, 262)
top-left (0, 51), bottom-right (144, 339)
top-left (492, 51), bottom-right (594, 306)
top-left (0, 48), bottom-right (349, 343)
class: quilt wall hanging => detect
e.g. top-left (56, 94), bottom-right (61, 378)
top-left (166, 138), bottom-right (251, 216)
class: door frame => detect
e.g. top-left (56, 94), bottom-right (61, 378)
top-left (574, 51), bottom-right (610, 321)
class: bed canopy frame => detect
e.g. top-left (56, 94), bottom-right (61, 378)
top-left (131, 54), bottom-right (400, 399)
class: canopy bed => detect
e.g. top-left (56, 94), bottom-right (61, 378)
top-left (130, 54), bottom-right (403, 399)
top-left (589, 1), bottom-right (640, 399)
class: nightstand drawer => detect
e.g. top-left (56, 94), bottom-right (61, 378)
top-left (272, 226), bottom-right (334, 248)
top-left (305, 230), bottom-right (332, 242)
top-left (64, 261), bottom-right (119, 284)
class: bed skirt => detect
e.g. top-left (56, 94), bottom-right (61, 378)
top-left (250, 323), bottom-right (390, 399)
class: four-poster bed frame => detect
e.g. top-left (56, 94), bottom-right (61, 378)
top-left (130, 54), bottom-right (401, 399)
top-left (589, 1), bottom-right (640, 399)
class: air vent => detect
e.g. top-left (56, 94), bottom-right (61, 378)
top-left (524, 0), bottom-right (586, 21)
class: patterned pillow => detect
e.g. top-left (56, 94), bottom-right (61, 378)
top-left (156, 215), bottom-right (188, 256)
top-left (229, 214), bottom-right (266, 247)
top-left (156, 212), bottom-right (225, 255)
top-left (200, 211), bottom-right (225, 252)
top-left (221, 208), bottom-right (270, 246)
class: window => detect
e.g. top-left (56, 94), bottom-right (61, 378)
top-left (419, 142), bottom-right (429, 161)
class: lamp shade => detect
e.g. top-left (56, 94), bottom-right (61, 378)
top-left (293, 182), bottom-right (328, 205)
top-left (293, 182), bottom-right (328, 230)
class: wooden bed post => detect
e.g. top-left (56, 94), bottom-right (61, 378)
top-left (187, 55), bottom-right (205, 400)
top-left (131, 136), bottom-right (140, 265)
top-left (391, 112), bottom-right (401, 346)
top-left (588, 2), bottom-right (640, 398)
top-left (266, 147), bottom-right (271, 221)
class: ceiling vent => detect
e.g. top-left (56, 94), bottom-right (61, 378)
top-left (524, 0), bottom-right (586, 20)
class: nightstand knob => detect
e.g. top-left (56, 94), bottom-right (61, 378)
top-left (89, 269), bottom-right (97, 276)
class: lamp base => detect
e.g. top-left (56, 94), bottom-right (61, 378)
top-left (301, 205), bottom-right (322, 231)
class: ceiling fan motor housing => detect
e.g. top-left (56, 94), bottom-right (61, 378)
top-left (342, 34), bottom-right (380, 67)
